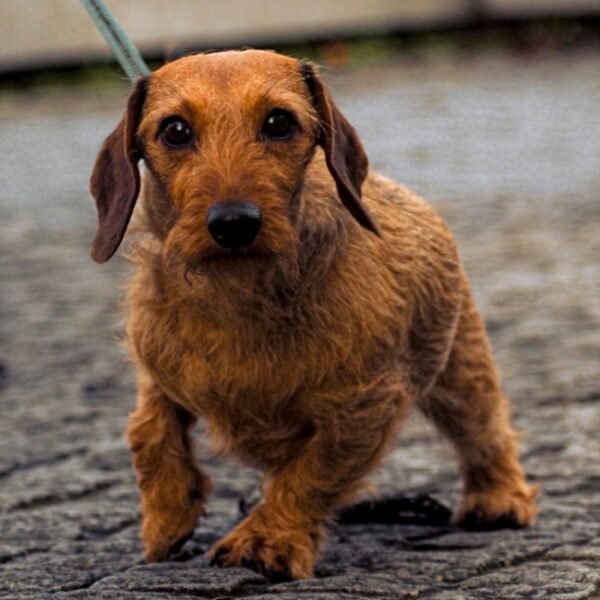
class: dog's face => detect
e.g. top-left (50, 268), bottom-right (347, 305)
top-left (140, 51), bottom-right (317, 272)
top-left (89, 50), bottom-right (379, 269)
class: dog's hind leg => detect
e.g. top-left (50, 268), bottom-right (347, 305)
top-left (127, 370), bottom-right (212, 561)
top-left (419, 290), bottom-right (538, 530)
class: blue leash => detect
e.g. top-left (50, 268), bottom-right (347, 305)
top-left (79, 0), bottom-right (150, 80)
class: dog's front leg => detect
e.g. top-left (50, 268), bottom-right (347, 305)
top-left (127, 370), bottom-right (211, 561)
top-left (208, 393), bottom-right (400, 580)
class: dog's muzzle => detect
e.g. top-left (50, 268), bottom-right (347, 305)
top-left (206, 202), bottom-right (262, 249)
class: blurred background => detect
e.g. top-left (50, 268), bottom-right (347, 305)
top-left (1, 0), bottom-right (598, 392)
top-left (0, 1), bottom-right (599, 597)
top-left (3, 0), bottom-right (600, 71)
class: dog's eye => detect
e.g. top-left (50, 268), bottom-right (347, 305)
top-left (160, 118), bottom-right (193, 148)
top-left (261, 110), bottom-right (295, 140)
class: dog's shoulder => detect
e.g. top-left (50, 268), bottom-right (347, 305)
top-left (364, 172), bottom-right (449, 235)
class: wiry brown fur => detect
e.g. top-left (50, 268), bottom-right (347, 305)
top-left (90, 49), bottom-right (538, 581)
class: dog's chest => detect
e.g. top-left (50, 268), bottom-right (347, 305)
top-left (127, 259), bottom-right (413, 425)
top-left (130, 299), bottom-right (322, 414)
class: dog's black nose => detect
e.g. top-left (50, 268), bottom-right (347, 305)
top-left (206, 202), bottom-right (262, 249)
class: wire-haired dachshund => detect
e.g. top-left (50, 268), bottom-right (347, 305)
top-left (89, 49), bottom-right (537, 580)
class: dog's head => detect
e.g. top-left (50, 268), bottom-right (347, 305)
top-left (90, 50), bottom-right (379, 269)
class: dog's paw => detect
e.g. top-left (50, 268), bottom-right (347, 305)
top-left (207, 517), bottom-right (319, 581)
top-left (453, 482), bottom-right (539, 530)
top-left (143, 523), bottom-right (200, 562)
top-left (139, 470), bottom-right (211, 562)
top-left (141, 497), bottom-right (206, 562)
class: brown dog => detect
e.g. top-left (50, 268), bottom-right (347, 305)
top-left (89, 49), bottom-right (537, 580)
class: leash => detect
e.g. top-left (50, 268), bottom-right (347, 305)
top-left (79, 0), bottom-right (150, 81)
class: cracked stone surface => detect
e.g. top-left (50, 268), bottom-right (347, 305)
top-left (1, 51), bottom-right (599, 598)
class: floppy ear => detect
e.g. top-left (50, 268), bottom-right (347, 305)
top-left (300, 62), bottom-right (380, 235)
top-left (89, 76), bottom-right (148, 263)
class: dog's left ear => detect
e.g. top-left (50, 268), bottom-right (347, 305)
top-left (300, 62), bottom-right (380, 235)
top-left (89, 76), bottom-right (148, 263)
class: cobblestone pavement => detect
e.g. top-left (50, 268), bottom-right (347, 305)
top-left (0, 51), bottom-right (599, 598)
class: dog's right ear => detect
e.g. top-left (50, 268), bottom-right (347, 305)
top-left (89, 77), bottom-right (148, 263)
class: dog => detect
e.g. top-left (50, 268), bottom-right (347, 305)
top-left (89, 49), bottom-right (538, 580)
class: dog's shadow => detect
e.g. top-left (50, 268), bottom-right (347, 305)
top-left (169, 492), bottom-right (454, 569)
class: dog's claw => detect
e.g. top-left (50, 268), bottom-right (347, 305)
top-left (209, 546), bottom-right (229, 567)
top-left (240, 556), bottom-right (262, 574)
top-left (261, 565), bottom-right (293, 583)
top-left (457, 510), bottom-right (524, 531)
top-left (168, 530), bottom-right (195, 556)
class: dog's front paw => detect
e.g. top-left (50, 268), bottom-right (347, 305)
top-left (143, 518), bottom-right (200, 562)
top-left (143, 526), bottom-right (195, 562)
top-left (208, 516), bottom-right (320, 581)
top-left (453, 482), bottom-right (539, 530)
top-left (141, 484), bottom-right (208, 562)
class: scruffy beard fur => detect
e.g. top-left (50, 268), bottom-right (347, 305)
top-left (139, 198), bottom-right (303, 309)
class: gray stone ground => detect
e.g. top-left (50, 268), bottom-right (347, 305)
top-left (0, 51), bottom-right (599, 598)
